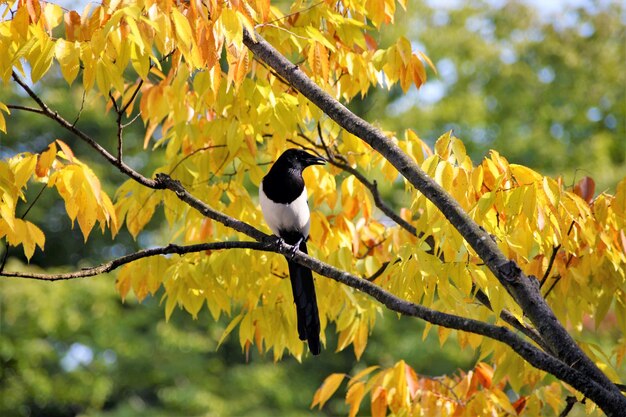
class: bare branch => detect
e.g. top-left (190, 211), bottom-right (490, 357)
top-left (473, 287), bottom-right (553, 354)
top-left (6, 104), bottom-right (47, 115)
top-left (153, 174), bottom-right (267, 240)
top-left (72, 89), bottom-right (87, 127)
top-left (11, 71), bottom-right (157, 188)
top-left (0, 241), bottom-right (263, 281)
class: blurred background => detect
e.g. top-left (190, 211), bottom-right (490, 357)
top-left (1, 0), bottom-right (624, 416)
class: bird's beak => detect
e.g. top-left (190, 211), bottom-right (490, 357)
top-left (305, 155), bottom-right (327, 166)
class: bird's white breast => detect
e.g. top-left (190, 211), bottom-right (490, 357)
top-left (259, 182), bottom-right (311, 238)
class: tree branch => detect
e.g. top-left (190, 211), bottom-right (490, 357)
top-left (6, 104), bottom-right (47, 115)
top-left (10, 71), bottom-right (157, 188)
top-left (0, 241), bottom-right (263, 281)
top-left (242, 29), bottom-right (620, 399)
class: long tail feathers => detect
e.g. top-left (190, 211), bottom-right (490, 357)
top-left (287, 241), bottom-right (321, 355)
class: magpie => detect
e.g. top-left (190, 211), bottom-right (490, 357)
top-left (259, 149), bottom-right (326, 355)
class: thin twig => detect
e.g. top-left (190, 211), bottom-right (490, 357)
top-left (256, 1), bottom-right (324, 27)
top-left (168, 144), bottom-right (227, 176)
top-left (540, 244), bottom-right (561, 287)
top-left (543, 222), bottom-right (576, 298)
top-left (366, 261), bottom-right (390, 281)
top-left (72, 89), bottom-right (87, 127)
top-left (109, 91), bottom-right (124, 161)
top-left (120, 79), bottom-right (144, 115)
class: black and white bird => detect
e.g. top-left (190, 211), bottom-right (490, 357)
top-left (259, 149), bottom-right (326, 355)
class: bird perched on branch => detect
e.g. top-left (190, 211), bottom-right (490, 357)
top-left (259, 149), bottom-right (326, 355)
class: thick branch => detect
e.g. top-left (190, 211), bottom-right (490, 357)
top-left (242, 29), bottom-right (620, 397)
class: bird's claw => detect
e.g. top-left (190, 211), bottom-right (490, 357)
top-left (288, 243), bottom-right (299, 260)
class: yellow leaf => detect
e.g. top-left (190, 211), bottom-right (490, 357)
top-left (77, 187), bottom-right (98, 241)
top-left (311, 373), bottom-right (345, 409)
top-left (12, 154), bottom-right (36, 190)
top-left (3, 218), bottom-right (46, 260)
top-left (0, 197), bottom-right (15, 231)
top-left (510, 164), bottom-right (541, 185)
top-left (396, 37), bottom-right (412, 66)
top-left (450, 137), bottom-right (467, 164)
top-left (220, 8), bottom-right (243, 48)
top-left (613, 177), bottom-right (626, 217)
top-left (349, 365), bottom-right (380, 386)
top-left (130, 42), bottom-right (150, 79)
top-left (171, 8), bottom-right (193, 51)
top-left (471, 165), bottom-right (484, 193)
top-left (353, 322), bottom-right (368, 360)
top-left (434, 131), bottom-right (452, 159)
top-left (30, 27), bottom-right (55, 83)
top-left (116, 263), bottom-right (133, 300)
top-left (43, 3), bottom-right (64, 31)
top-left (434, 160), bottom-right (453, 191)
top-left (217, 313), bottom-right (244, 348)
top-left (542, 176), bottom-right (560, 208)
top-left (0, 102), bottom-right (9, 133)
top-left (305, 26), bottom-right (336, 52)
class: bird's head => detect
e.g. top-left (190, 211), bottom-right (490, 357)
top-left (275, 149), bottom-right (326, 172)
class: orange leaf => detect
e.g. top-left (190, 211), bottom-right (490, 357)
top-left (474, 362), bottom-right (493, 388)
top-left (55, 139), bottom-right (75, 163)
top-left (35, 142), bottom-right (57, 177)
top-left (371, 386), bottom-right (387, 417)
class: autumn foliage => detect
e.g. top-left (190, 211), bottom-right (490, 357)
top-left (1, 0), bottom-right (625, 415)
